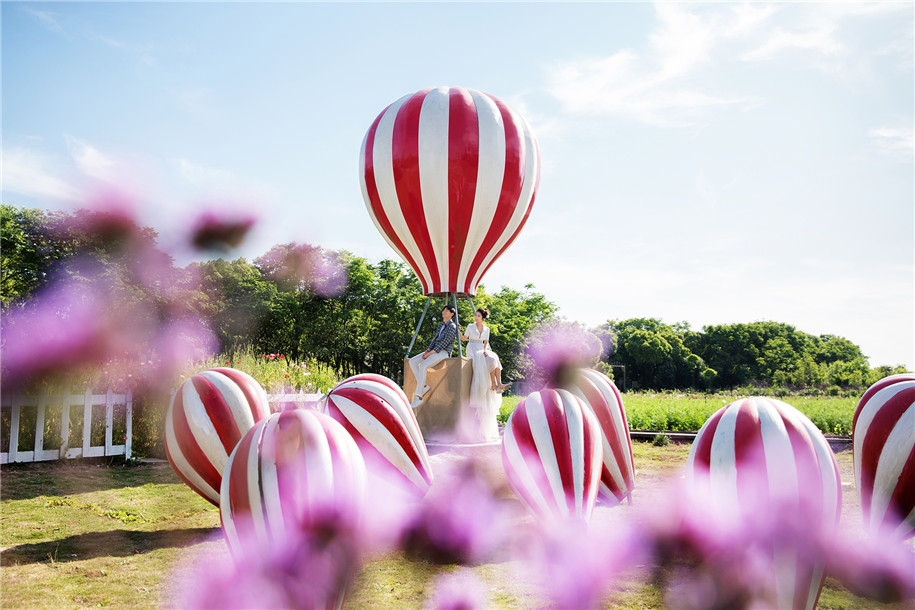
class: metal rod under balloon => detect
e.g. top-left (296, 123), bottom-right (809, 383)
top-left (406, 296), bottom-right (432, 358)
top-left (452, 292), bottom-right (464, 358)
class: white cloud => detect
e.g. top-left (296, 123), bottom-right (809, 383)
top-left (545, 4), bottom-right (761, 127)
top-left (869, 124), bottom-right (915, 156)
top-left (740, 23), bottom-right (844, 62)
top-left (545, 2), bottom-right (912, 126)
top-left (1, 148), bottom-right (82, 202)
top-left (21, 6), bottom-right (62, 32)
top-left (172, 158), bottom-right (235, 188)
top-left (64, 135), bottom-right (118, 182)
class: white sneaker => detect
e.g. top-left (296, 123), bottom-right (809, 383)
top-left (417, 384), bottom-right (430, 397)
top-left (410, 397), bottom-right (424, 409)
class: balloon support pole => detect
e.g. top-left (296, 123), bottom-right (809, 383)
top-left (405, 293), bottom-right (475, 359)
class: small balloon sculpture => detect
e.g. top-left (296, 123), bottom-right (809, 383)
top-left (566, 368), bottom-right (635, 506)
top-left (360, 85), bottom-right (540, 296)
top-left (165, 368), bottom-right (270, 505)
top-left (220, 409), bottom-right (366, 555)
top-left (501, 388), bottom-right (602, 521)
top-left (853, 373), bottom-right (915, 539)
top-left (325, 373), bottom-right (433, 497)
top-left (686, 397), bottom-right (841, 610)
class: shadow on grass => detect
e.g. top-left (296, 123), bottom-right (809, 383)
top-left (0, 459), bottom-right (180, 501)
top-left (0, 526), bottom-right (219, 566)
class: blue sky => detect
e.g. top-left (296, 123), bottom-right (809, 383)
top-left (3, 2), bottom-right (913, 369)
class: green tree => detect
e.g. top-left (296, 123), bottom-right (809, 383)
top-left (193, 258), bottom-right (277, 357)
top-left (607, 319), bottom-right (712, 390)
top-left (2, 206), bottom-right (50, 307)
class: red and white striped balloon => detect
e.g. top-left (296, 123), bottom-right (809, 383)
top-left (325, 373), bottom-right (433, 498)
top-left (853, 373), bottom-right (915, 539)
top-left (220, 409), bottom-right (366, 555)
top-left (687, 397), bottom-right (841, 610)
top-left (360, 86), bottom-right (540, 296)
top-left (501, 389), bottom-right (602, 521)
top-left (567, 368), bottom-right (635, 506)
top-left (165, 368), bottom-right (270, 505)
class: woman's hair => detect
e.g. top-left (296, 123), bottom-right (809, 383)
top-left (476, 307), bottom-right (490, 320)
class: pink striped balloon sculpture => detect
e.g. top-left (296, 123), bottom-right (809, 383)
top-left (686, 397), bottom-right (841, 610)
top-left (360, 86), bottom-right (540, 296)
top-left (567, 368), bottom-right (635, 506)
top-left (853, 373), bottom-right (915, 539)
top-left (325, 373), bottom-right (433, 498)
top-left (165, 367), bottom-right (270, 505)
top-left (501, 388), bottom-right (602, 521)
top-left (220, 409), bottom-right (366, 555)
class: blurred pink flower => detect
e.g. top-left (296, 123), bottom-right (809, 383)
top-left (518, 515), bottom-right (648, 609)
top-left (182, 510), bottom-right (362, 610)
top-left (255, 243), bottom-right (347, 298)
top-left (1, 276), bottom-right (148, 392)
top-left (400, 459), bottom-right (516, 565)
top-left (424, 569), bottom-right (489, 610)
top-left (189, 209), bottom-right (257, 252)
top-left (522, 320), bottom-right (604, 389)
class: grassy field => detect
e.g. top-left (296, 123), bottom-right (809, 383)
top-left (2, 442), bottom-right (910, 609)
top-left (500, 391), bottom-right (859, 436)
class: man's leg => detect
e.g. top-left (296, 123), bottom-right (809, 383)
top-left (412, 350), bottom-right (449, 403)
top-left (409, 353), bottom-right (427, 398)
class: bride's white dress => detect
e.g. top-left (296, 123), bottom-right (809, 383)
top-left (463, 324), bottom-right (501, 442)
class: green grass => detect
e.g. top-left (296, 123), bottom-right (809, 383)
top-left (623, 392), bottom-right (858, 435)
top-left (3, 446), bottom-right (910, 609)
top-left (499, 391), bottom-right (859, 436)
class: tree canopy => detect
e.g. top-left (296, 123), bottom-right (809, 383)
top-left (1, 205), bottom-right (905, 393)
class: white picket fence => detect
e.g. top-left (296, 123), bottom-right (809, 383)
top-left (0, 389), bottom-right (132, 464)
top-left (0, 389), bottom-right (327, 466)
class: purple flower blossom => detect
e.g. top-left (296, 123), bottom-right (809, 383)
top-left (424, 569), bottom-right (489, 610)
top-left (519, 515), bottom-right (649, 609)
top-left (0, 275), bottom-right (149, 392)
top-left (255, 243), bottom-right (347, 298)
top-left (188, 208), bottom-right (257, 252)
top-left (522, 320), bottom-right (605, 389)
top-left (400, 458), bottom-right (517, 565)
top-left (182, 510), bottom-right (362, 610)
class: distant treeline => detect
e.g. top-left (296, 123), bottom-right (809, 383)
top-left (1, 205), bottom-right (906, 393)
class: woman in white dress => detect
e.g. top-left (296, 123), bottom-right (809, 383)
top-left (460, 308), bottom-right (508, 441)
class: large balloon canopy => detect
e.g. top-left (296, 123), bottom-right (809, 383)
top-left (359, 86), bottom-right (540, 296)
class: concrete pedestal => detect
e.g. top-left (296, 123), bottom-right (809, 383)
top-left (403, 357), bottom-right (472, 442)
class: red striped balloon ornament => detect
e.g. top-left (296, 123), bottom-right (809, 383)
top-left (687, 397), bottom-right (841, 610)
top-left (501, 389), bottom-right (602, 522)
top-left (567, 368), bottom-right (635, 506)
top-left (220, 409), bottom-right (366, 556)
top-left (165, 367), bottom-right (270, 505)
top-left (325, 373), bottom-right (433, 498)
top-left (360, 86), bottom-right (540, 296)
top-left (853, 373), bottom-right (915, 539)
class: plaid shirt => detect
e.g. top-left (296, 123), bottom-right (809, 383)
top-left (427, 320), bottom-right (457, 354)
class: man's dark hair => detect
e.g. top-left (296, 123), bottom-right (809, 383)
top-left (442, 305), bottom-right (456, 315)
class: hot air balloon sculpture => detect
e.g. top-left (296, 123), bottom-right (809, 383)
top-left (165, 368), bottom-right (271, 506)
top-left (359, 86), bottom-right (540, 358)
top-left (686, 397), bottom-right (841, 610)
top-left (566, 368), bottom-right (635, 506)
top-left (853, 373), bottom-right (915, 539)
top-left (501, 389), bottom-right (602, 522)
top-left (325, 373), bottom-right (434, 498)
top-left (360, 85), bottom-right (539, 299)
